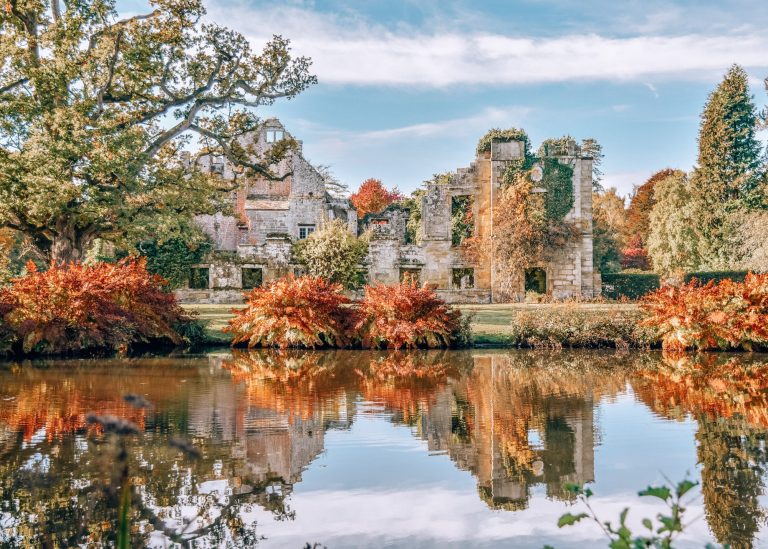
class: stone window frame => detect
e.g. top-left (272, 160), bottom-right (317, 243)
top-left (188, 266), bottom-right (210, 290)
top-left (298, 224), bottom-right (316, 239)
top-left (241, 266), bottom-right (263, 290)
top-left (451, 267), bottom-right (475, 290)
top-left (523, 266), bottom-right (550, 295)
top-left (399, 267), bottom-right (422, 285)
top-left (265, 129), bottom-right (285, 143)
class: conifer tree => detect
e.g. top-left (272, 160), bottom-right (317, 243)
top-left (691, 65), bottom-right (764, 268)
top-left (696, 64), bottom-right (762, 201)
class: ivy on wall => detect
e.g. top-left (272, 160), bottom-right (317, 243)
top-left (451, 195), bottom-right (474, 246)
top-left (540, 158), bottom-right (575, 220)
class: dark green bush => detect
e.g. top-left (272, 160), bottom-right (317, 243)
top-left (601, 273), bottom-right (660, 300)
top-left (684, 270), bottom-right (749, 284)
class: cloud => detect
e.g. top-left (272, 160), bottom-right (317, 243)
top-left (644, 83), bottom-right (660, 98)
top-left (294, 106), bottom-right (531, 155)
top-left (208, 4), bottom-right (768, 88)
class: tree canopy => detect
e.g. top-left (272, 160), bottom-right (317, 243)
top-left (350, 178), bottom-right (402, 219)
top-left (0, 0), bottom-right (316, 262)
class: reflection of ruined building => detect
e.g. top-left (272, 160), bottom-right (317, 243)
top-left (219, 350), bottom-right (604, 512)
top-left (180, 119), bottom-right (597, 303)
top-left (417, 354), bottom-right (596, 509)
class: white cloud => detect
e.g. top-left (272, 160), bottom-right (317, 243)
top-left (208, 4), bottom-right (768, 88)
top-left (294, 106), bottom-right (531, 155)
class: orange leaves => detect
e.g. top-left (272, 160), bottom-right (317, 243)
top-left (225, 276), bottom-right (468, 350)
top-left (641, 273), bottom-right (768, 352)
top-left (634, 354), bottom-right (768, 427)
top-left (355, 280), bottom-right (464, 349)
top-left (0, 258), bottom-right (193, 354)
top-left (225, 275), bottom-right (352, 349)
top-left (349, 178), bottom-right (402, 218)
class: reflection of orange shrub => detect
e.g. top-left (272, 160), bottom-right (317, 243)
top-left (355, 281), bottom-right (464, 349)
top-left (633, 355), bottom-right (768, 427)
top-left (357, 354), bottom-right (453, 423)
top-left (0, 259), bottom-right (191, 354)
top-left (221, 351), bottom-right (453, 424)
top-left (226, 275), bottom-right (353, 349)
top-left (641, 274), bottom-right (768, 351)
top-left (0, 384), bottom-right (145, 441)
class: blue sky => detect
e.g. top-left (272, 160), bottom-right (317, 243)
top-left (127, 0), bottom-right (768, 197)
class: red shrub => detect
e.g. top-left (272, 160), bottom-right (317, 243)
top-left (641, 273), bottom-right (768, 352)
top-left (0, 258), bottom-right (193, 354)
top-left (225, 275), bottom-right (352, 349)
top-left (620, 235), bottom-right (651, 270)
top-left (355, 281), bottom-right (465, 349)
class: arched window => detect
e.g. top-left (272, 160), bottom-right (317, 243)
top-left (524, 268), bottom-right (547, 294)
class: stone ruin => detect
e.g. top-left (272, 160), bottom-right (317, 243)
top-left (177, 119), bottom-right (598, 304)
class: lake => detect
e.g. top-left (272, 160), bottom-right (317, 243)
top-left (1, 350), bottom-right (767, 548)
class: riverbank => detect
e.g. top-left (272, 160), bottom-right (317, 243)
top-left (184, 302), bottom-right (642, 347)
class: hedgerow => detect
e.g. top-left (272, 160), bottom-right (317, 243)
top-left (508, 306), bottom-right (655, 349)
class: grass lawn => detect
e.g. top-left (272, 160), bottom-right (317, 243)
top-left (185, 302), bottom-right (640, 347)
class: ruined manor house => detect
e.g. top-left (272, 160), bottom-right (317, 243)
top-left (179, 119), bottom-right (598, 304)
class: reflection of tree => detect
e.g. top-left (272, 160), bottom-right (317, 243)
top-left (633, 354), bottom-right (768, 549)
top-left (697, 415), bottom-right (766, 549)
top-left (0, 359), bottom-right (291, 547)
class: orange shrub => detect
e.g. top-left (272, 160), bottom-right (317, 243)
top-left (225, 275), bottom-right (352, 349)
top-left (355, 280), bottom-right (467, 349)
top-left (641, 273), bottom-right (768, 352)
top-left (0, 258), bottom-right (194, 354)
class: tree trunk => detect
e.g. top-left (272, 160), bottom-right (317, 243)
top-left (50, 219), bottom-right (96, 264)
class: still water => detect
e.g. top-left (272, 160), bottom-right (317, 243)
top-left (1, 350), bottom-right (767, 548)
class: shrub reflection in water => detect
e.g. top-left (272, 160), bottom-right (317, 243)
top-left (0, 350), bottom-right (767, 547)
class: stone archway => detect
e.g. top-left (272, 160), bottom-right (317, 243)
top-left (524, 267), bottom-right (547, 294)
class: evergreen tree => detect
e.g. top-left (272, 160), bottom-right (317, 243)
top-left (697, 64), bottom-right (762, 201)
top-left (691, 65), bottom-right (764, 268)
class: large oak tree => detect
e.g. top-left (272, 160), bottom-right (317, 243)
top-left (0, 0), bottom-right (316, 262)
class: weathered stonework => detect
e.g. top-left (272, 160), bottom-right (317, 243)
top-left (181, 120), bottom-right (357, 303)
top-left (179, 119), bottom-right (596, 304)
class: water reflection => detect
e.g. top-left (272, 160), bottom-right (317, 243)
top-left (0, 351), bottom-right (767, 547)
top-left (633, 354), bottom-right (768, 549)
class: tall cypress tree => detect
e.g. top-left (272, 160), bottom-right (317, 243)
top-left (697, 64), bottom-right (762, 201)
top-left (692, 65), bottom-right (763, 269)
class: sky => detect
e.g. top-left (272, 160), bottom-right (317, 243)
top-left (126, 0), bottom-right (768, 198)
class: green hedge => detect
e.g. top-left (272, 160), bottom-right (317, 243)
top-left (601, 273), bottom-right (660, 300)
top-left (602, 271), bottom-right (751, 300)
top-left (683, 271), bottom-right (749, 284)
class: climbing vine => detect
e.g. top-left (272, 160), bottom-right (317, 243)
top-left (540, 158), bottom-right (575, 220)
top-left (451, 195), bottom-right (474, 246)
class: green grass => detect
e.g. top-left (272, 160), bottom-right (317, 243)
top-left (184, 302), bottom-right (641, 348)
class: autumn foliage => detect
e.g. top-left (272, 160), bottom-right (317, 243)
top-left (0, 258), bottom-right (195, 354)
top-left (355, 280), bottom-right (466, 349)
top-left (641, 273), bottom-right (768, 351)
top-left (350, 178), bottom-right (402, 218)
top-left (225, 275), bottom-right (353, 349)
top-left (620, 234), bottom-right (651, 270)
